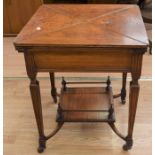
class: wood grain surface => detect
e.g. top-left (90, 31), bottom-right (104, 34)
top-left (59, 87), bottom-right (112, 122)
top-left (14, 4), bottom-right (148, 49)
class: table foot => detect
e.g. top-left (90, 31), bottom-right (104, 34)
top-left (37, 123), bottom-right (64, 153)
top-left (123, 137), bottom-right (133, 151)
top-left (38, 136), bottom-right (46, 153)
top-left (38, 146), bottom-right (45, 153)
top-left (109, 123), bottom-right (133, 151)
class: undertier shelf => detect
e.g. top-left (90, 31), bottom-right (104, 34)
top-left (56, 87), bottom-right (115, 122)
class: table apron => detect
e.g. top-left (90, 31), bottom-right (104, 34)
top-left (32, 50), bottom-right (133, 72)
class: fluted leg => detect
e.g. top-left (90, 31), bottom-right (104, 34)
top-left (30, 79), bottom-right (46, 153)
top-left (123, 79), bottom-right (139, 151)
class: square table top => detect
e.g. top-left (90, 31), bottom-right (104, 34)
top-left (14, 4), bottom-right (148, 49)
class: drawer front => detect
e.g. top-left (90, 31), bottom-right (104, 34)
top-left (33, 50), bottom-right (132, 72)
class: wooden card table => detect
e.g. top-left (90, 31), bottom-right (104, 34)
top-left (14, 4), bottom-right (148, 153)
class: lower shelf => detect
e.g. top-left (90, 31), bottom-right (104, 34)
top-left (56, 86), bottom-right (115, 123)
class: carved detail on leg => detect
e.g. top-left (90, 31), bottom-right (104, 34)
top-left (125, 79), bottom-right (139, 151)
top-left (121, 72), bottom-right (127, 104)
top-left (49, 72), bottom-right (57, 103)
top-left (30, 78), bottom-right (46, 153)
top-left (123, 137), bottom-right (133, 151)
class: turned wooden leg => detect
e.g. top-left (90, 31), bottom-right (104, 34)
top-left (49, 72), bottom-right (57, 103)
top-left (123, 79), bottom-right (139, 151)
top-left (106, 76), bottom-right (111, 91)
top-left (62, 77), bottom-right (67, 91)
top-left (121, 72), bottom-right (127, 104)
top-left (30, 79), bottom-right (46, 153)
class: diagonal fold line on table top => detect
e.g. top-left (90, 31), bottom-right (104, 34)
top-left (101, 6), bottom-right (148, 45)
top-left (41, 6), bottom-right (134, 34)
top-left (18, 5), bottom-right (136, 44)
top-left (51, 5), bottom-right (147, 45)
top-left (106, 27), bottom-right (148, 45)
top-left (42, 5), bottom-right (135, 26)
